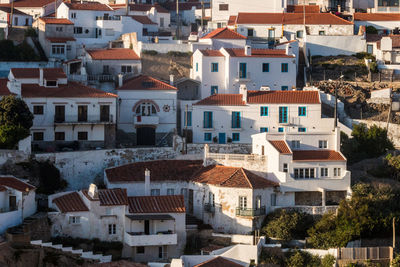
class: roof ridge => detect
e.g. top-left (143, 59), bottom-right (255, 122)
top-left (240, 168), bottom-right (254, 189)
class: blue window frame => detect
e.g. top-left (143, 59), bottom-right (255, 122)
top-left (298, 106), bottom-right (306, 116)
top-left (196, 63), bottom-right (198, 72)
top-left (231, 111), bottom-right (241, 128)
top-left (184, 111), bottom-right (192, 127)
top-left (279, 106), bottom-right (288, 123)
top-left (281, 86), bottom-right (288, 91)
top-left (262, 63), bottom-right (269, 72)
top-left (278, 127), bottom-right (284, 132)
top-left (203, 111), bottom-right (213, 128)
top-left (239, 63), bottom-right (247, 78)
top-left (232, 133), bottom-right (240, 142)
top-left (260, 127), bottom-right (269, 133)
top-left (211, 63), bottom-right (218, 72)
top-left (211, 86), bottom-right (218, 95)
top-left (298, 127), bottom-right (306, 132)
top-left (281, 63), bottom-right (288, 73)
top-left (260, 106), bottom-right (268, 116)
top-left (204, 133), bottom-right (212, 141)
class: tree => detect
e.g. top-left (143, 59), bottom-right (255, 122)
top-left (0, 95), bottom-right (33, 149)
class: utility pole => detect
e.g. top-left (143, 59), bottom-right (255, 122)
top-left (176, 0), bottom-right (180, 40)
top-left (10, 0), bottom-right (14, 29)
top-left (201, 0), bottom-right (204, 31)
top-left (393, 217), bottom-right (396, 249)
top-left (184, 104), bottom-right (188, 154)
top-left (387, 87), bottom-right (393, 130)
top-left (334, 81), bottom-right (338, 128)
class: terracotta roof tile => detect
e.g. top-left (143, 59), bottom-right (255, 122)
top-left (194, 257), bottom-right (243, 267)
top-left (64, 2), bottom-right (113, 11)
top-left (236, 12), bottom-right (352, 25)
top-left (38, 17), bottom-right (74, 25)
top-left (106, 160), bottom-right (204, 183)
top-left (87, 48), bottom-right (140, 60)
top-left (129, 3), bottom-right (169, 13)
top-left (82, 188), bottom-right (128, 206)
top-left (46, 37), bottom-right (76, 43)
top-left (0, 6), bottom-right (30, 15)
top-left (287, 5), bottom-right (320, 13)
top-left (0, 177), bottom-right (35, 192)
top-left (130, 15), bottom-right (157, 24)
top-left (11, 68), bottom-right (66, 79)
top-left (117, 75), bottom-right (176, 90)
top-left (225, 48), bottom-right (294, 58)
top-left (201, 27), bottom-right (246, 40)
top-left (199, 49), bottom-right (224, 57)
top-left (354, 13), bottom-right (400, 21)
top-left (227, 15), bottom-right (237, 26)
top-left (0, 78), bottom-right (11, 96)
top-left (293, 150), bottom-right (346, 161)
top-left (128, 195), bottom-right (185, 213)
top-left (21, 82), bottom-right (117, 98)
top-left (0, 185), bottom-right (6, 191)
top-left (194, 94), bottom-right (245, 106)
top-left (0, 0), bottom-right (54, 8)
top-left (269, 140), bottom-right (292, 154)
top-left (53, 192), bottom-right (89, 213)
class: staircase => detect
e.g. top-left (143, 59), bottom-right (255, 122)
top-left (186, 214), bottom-right (203, 230)
top-left (156, 130), bottom-right (173, 147)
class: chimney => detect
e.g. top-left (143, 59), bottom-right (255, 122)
top-left (118, 73), bottom-right (123, 88)
top-left (144, 168), bottom-right (150, 196)
top-left (244, 45), bottom-right (251, 56)
top-left (88, 183), bottom-right (98, 198)
top-left (39, 68), bottom-right (44, 86)
top-left (239, 84), bottom-right (247, 103)
top-left (169, 74), bottom-right (175, 86)
top-left (285, 44), bottom-right (290, 55)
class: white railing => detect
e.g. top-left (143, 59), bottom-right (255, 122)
top-left (134, 115), bottom-right (159, 125)
top-left (271, 205), bottom-right (339, 215)
top-left (207, 153), bottom-right (266, 162)
top-left (124, 232), bottom-right (177, 246)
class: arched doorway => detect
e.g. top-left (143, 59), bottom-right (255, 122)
top-left (136, 126), bottom-right (156, 146)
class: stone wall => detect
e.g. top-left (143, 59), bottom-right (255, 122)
top-left (354, 120), bottom-right (400, 148)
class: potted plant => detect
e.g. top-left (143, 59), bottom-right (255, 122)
top-left (212, 136), bottom-right (218, 143)
top-left (227, 137), bottom-right (232, 143)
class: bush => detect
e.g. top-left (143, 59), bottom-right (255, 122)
top-left (354, 52), bottom-right (375, 60)
top-left (24, 27), bottom-right (37, 37)
top-left (285, 250), bottom-right (322, 267)
top-left (392, 253), bottom-right (400, 267)
top-left (321, 254), bottom-right (336, 267)
top-left (167, 51), bottom-right (192, 57)
top-left (366, 26), bottom-right (378, 34)
top-left (142, 50), bottom-right (158, 55)
top-left (0, 40), bottom-right (40, 61)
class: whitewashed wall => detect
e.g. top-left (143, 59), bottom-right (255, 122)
top-left (305, 35), bottom-right (366, 56)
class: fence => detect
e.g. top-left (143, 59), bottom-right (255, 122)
top-left (338, 247), bottom-right (393, 261)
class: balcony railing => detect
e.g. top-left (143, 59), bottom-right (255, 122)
top-left (134, 115), bottom-right (159, 125)
top-left (204, 203), bottom-right (215, 213)
top-left (235, 72), bottom-right (251, 81)
top-left (124, 231), bottom-right (177, 246)
top-left (54, 115), bottom-right (114, 124)
top-left (236, 206), bottom-right (265, 217)
top-left (96, 15), bottom-right (121, 21)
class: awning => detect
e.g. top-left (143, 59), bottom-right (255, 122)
top-left (126, 214), bottom-right (175, 220)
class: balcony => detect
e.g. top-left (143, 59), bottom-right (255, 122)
top-left (124, 231), bottom-right (177, 246)
top-left (234, 72), bottom-right (251, 82)
top-left (95, 15), bottom-right (121, 21)
top-left (134, 115), bottom-right (159, 125)
top-left (54, 115), bottom-right (114, 125)
top-left (204, 203), bottom-right (215, 213)
top-left (235, 206), bottom-right (265, 217)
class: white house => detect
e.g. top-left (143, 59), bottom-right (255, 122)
top-left (0, 176), bottom-right (36, 234)
top-left (164, 2), bottom-right (211, 27)
top-left (197, 27), bottom-right (247, 50)
top-left (2, 68), bottom-right (117, 151)
top-left (366, 35), bottom-right (400, 73)
top-left (0, 0), bottom-right (62, 19)
top-left (117, 74), bottom-right (177, 146)
top-left (191, 45), bottom-right (297, 98)
top-left (117, 3), bottom-right (171, 30)
top-left (0, 6), bottom-right (32, 28)
top-left (354, 13), bottom-right (400, 34)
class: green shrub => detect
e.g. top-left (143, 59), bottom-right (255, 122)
top-left (285, 250), bottom-right (322, 267)
top-left (366, 26), bottom-right (378, 34)
top-left (24, 27), bottom-right (37, 37)
top-left (142, 50), bottom-right (158, 55)
top-left (167, 51), bottom-right (192, 57)
top-left (321, 254), bottom-right (336, 267)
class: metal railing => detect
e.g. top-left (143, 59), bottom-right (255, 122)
top-left (236, 206), bottom-right (265, 217)
top-left (236, 72), bottom-right (251, 80)
top-left (204, 203), bottom-right (215, 213)
top-left (54, 114), bottom-right (114, 124)
top-left (207, 153), bottom-right (266, 161)
top-left (96, 15), bottom-right (121, 21)
top-left (87, 74), bottom-right (115, 82)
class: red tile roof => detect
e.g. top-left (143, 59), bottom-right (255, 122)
top-left (193, 166), bottom-right (277, 189)
top-left (106, 160), bottom-right (204, 183)
top-left (64, 2), bottom-right (113, 11)
top-left (130, 15), bottom-right (157, 25)
top-left (128, 195), bottom-right (186, 213)
top-left (199, 49), bottom-right (224, 57)
top-left (287, 5), bottom-right (320, 13)
top-left (293, 150), bottom-right (346, 161)
top-left (225, 48), bottom-right (294, 58)
top-left (38, 17), bottom-right (74, 25)
top-left (227, 15), bottom-right (237, 26)
top-left (269, 140), bottom-right (292, 154)
top-left (117, 75), bottom-right (176, 91)
top-left (0, 177), bottom-right (35, 192)
top-left (82, 188), bottom-right (128, 206)
top-left (194, 94), bottom-right (245, 106)
top-left (0, 0), bottom-right (54, 8)
top-left (129, 3), bottom-right (169, 13)
top-left (53, 192), bottom-right (89, 213)
top-left (11, 68), bottom-right (66, 79)
top-left (87, 48), bottom-right (140, 60)
top-left (194, 257), bottom-right (243, 267)
top-left (46, 37), bottom-right (76, 43)
top-left (21, 82), bottom-right (117, 98)
top-left (201, 27), bottom-right (246, 40)
top-left (0, 6), bottom-right (30, 15)
top-left (354, 13), bottom-right (400, 21)
top-left (0, 78), bottom-right (11, 96)
top-left (236, 12), bottom-right (352, 25)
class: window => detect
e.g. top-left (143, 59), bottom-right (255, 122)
top-left (239, 196), bottom-right (247, 210)
top-left (55, 132), bottom-right (65, 141)
top-left (255, 195), bottom-right (261, 209)
top-left (219, 3), bottom-right (229, 10)
top-left (71, 12), bottom-right (76, 19)
top-left (55, 105), bottom-right (65, 122)
top-left (232, 133), bottom-right (240, 142)
top-left (121, 65), bottom-right (132, 73)
top-left (231, 111), bottom-right (241, 128)
top-left (239, 63), bottom-right (247, 78)
top-left (203, 111), bottom-right (213, 128)
top-left (291, 140), bottom-right (300, 149)
top-left (209, 192), bottom-right (215, 206)
top-left (33, 132), bottom-right (44, 141)
top-left (281, 63), bottom-right (288, 73)
top-left (247, 28), bottom-right (254, 37)
top-left (334, 168), bottom-right (341, 177)
top-left (78, 105), bottom-right (88, 122)
top-left (100, 105), bottom-right (110, 122)
top-left (281, 86), bottom-right (288, 91)
top-left (319, 30), bottom-right (325, 35)
top-left (211, 86), bottom-right (218, 95)
top-left (283, 163), bottom-right (288, 172)
top-left (298, 106), bottom-right (307, 116)
top-left (279, 106), bottom-right (288, 123)
top-left (294, 168), bottom-right (315, 179)
top-left (67, 45), bottom-right (71, 51)
top-left (319, 140), bottom-right (328, 149)
top-left (321, 168), bottom-right (328, 177)
top-left (33, 105), bottom-right (43, 115)
top-left (271, 193), bottom-right (276, 206)
top-left (103, 65), bottom-right (110, 74)
top-left (52, 45), bottom-right (65, 55)
top-left (74, 27), bottom-right (82, 34)
top-left (184, 111), bottom-right (192, 127)
top-left (278, 127), bottom-right (284, 132)
top-left (105, 28), bottom-right (114, 36)
top-left (262, 63), bottom-right (269, 72)
top-left (181, 188), bottom-right (188, 198)
top-left (160, 17), bottom-right (164, 27)
top-left (158, 246), bottom-right (164, 259)
top-left (268, 28), bottom-right (275, 38)
top-left (260, 106), bottom-right (268, 116)
top-left (260, 127), bottom-right (269, 133)
top-left (211, 63), bottom-right (218, 72)
top-left (135, 102), bottom-right (157, 116)
top-left (108, 224), bottom-right (116, 235)
top-left (69, 216), bottom-right (80, 224)
top-left (77, 132), bottom-right (88, 140)
top-left (46, 80), bottom-right (57, 87)
top-left (367, 44), bottom-right (373, 54)
top-left (56, 26), bottom-right (63, 32)
top-left (137, 247), bottom-right (145, 254)
top-left (296, 30), bottom-right (303, 38)
top-left (204, 133), bottom-right (212, 141)
top-left (151, 189), bottom-right (160, 196)
top-left (167, 188), bottom-right (174, 195)
top-left (298, 127), bottom-right (306, 132)
top-left (196, 62), bottom-right (198, 72)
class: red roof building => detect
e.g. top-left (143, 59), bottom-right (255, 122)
top-left (128, 195), bottom-right (186, 213)
top-left (201, 27), bottom-right (247, 40)
top-left (117, 75), bottom-right (176, 91)
top-left (86, 48), bottom-right (141, 60)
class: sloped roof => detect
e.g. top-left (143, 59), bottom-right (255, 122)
top-left (64, 2), bottom-right (113, 11)
top-left (0, 6), bottom-right (30, 15)
top-left (130, 15), bottom-right (157, 24)
top-left (0, 78), bottom-right (11, 96)
top-left (269, 140), bottom-right (292, 154)
top-left (194, 257), bottom-right (243, 267)
top-left (46, 37), bottom-right (76, 43)
top-left (201, 27), bottom-right (246, 40)
top-left (224, 48), bottom-right (294, 58)
top-left (287, 5), bottom-right (320, 13)
top-left (292, 150), bottom-right (346, 161)
top-left (82, 188), bottom-right (128, 206)
top-left (53, 192), bottom-right (89, 213)
top-left (117, 75), bottom-right (176, 90)
top-left (0, 0), bottom-right (54, 8)
top-left (11, 68), bottom-right (66, 79)
top-left (236, 12), bottom-right (352, 25)
top-left (129, 3), bottom-right (169, 13)
top-left (192, 165), bottom-right (277, 189)
top-left (227, 15), bottom-right (237, 26)
top-left (87, 48), bottom-right (140, 60)
top-left (194, 94), bottom-right (245, 106)
top-left (354, 13), bottom-right (400, 21)
top-left (0, 176), bottom-right (35, 192)
top-left (199, 49), bottom-right (224, 57)
top-left (38, 17), bottom-right (73, 25)
top-left (128, 195), bottom-right (186, 213)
